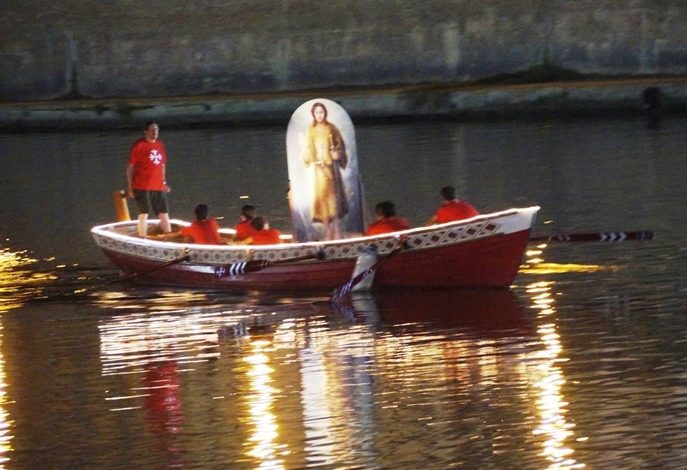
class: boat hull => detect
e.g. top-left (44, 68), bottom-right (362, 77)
top-left (92, 206), bottom-right (539, 292)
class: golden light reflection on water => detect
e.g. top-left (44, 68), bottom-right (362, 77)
top-left (87, 243), bottom-right (592, 468)
top-left (522, 246), bottom-right (611, 275)
top-left (297, 318), bottom-right (377, 466)
top-left (0, 247), bottom-right (55, 312)
top-left (98, 302), bottom-right (304, 467)
top-left (0, 324), bottom-right (11, 468)
top-left (525, 280), bottom-right (584, 469)
top-left (0, 246), bottom-right (58, 466)
top-left (521, 263), bottom-right (610, 275)
top-left (242, 337), bottom-right (285, 469)
top-left (98, 308), bottom-right (229, 376)
top-left (299, 320), bottom-right (340, 465)
top-left (94, 290), bottom-right (213, 312)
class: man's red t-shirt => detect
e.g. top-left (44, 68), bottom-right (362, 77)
top-left (251, 228), bottom-right (282, 245)
top-left (434, 200), bottom-right (479, 224)
top-left (234, 220), bottom-right (257, 241)
top-left (129, 138), bottom-right (167, 190)
top-left (366, 216), bottom-right (411, 236)
top-left (180, 219), bottom-right (223, 245)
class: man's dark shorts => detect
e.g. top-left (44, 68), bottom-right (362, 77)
top-left (133, 189), bottom-right (169, 215)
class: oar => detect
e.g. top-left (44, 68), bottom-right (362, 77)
top-left (119, 250), bottom-right (192, 281)
top-left (29, 250), bottom-right (192, 302)
top-left (73, 250), bottom-right (192, 293)
top-left (529, 230), bottom-right (653, 243)
top-left (329, 242), bottom-right (407, 303)
top-left (214, 251), bottom-right (324, 278)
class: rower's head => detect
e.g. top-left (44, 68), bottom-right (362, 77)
top-left (374, 201), bottom-right (396, 218)
top-left (240, 205), bottom-right (255, 221)
top-left (440, 186), bottom-right (456, 201)
top-left (194, 204), bottom-right (209, 221)
top-left (251, 216), bottom-right (267, 231)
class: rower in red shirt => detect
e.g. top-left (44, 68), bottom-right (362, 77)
top-left (426, 185), bottom-right (479, 225)
top-left (244, 216), bottom-right (283, 245)
top-left (366, 201), bottom-right (411, 236)
top-left (155, 204), bottom-right (224, 244)
top-left (234, 204), bottom-right (258, 241)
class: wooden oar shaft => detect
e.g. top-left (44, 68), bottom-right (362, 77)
top-left (214, 252), bottom-right (322, 277)
top-left (529, 230), bottom-right (653, 243)
top-left (32, 250), bottom-right (192, 302)
top-left (244, 253), bottom-right (321, 272)
top-left (103, 251), bottom-right (191, 286)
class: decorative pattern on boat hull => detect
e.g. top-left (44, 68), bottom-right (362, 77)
top-left (92, 233), bottom-right (189, 262)
top-left (92, 217), bottom-right (504, 265)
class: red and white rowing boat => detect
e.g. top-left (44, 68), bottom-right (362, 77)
top-left (91, 206), bottom-right (539, 292)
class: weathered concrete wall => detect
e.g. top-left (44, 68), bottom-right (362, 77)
top-left (1, 0), bottom-right (687, 102)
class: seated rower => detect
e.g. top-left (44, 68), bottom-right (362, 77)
top-left (366, 201), bottom-right (411, 236)
top-left (426, 185), bottom-right (479, 225)
top-left (240, 216), bottom-right (283, 245)
top-left (234, 204), bottom-right (258, 241)
top-left (154, 204), bottom-right (224, 245)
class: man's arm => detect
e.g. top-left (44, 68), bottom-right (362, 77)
top-left (126, 163), bottom-right (135, 197)
top-left (161, 163), bottom-right (170, 192)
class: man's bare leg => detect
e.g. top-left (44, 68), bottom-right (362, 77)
top-left (159, 212), bottom-right (172, 233)
top-left (137, 213), bottom-right (149, 237)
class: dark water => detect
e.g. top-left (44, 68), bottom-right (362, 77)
top-left (0, 116), bottom-right (686, 468)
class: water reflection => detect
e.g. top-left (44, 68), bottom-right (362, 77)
top-left (313, 289), bottom-right (544, 466)
top-left (93, 282), bottom-right (589, 468)
top-left (0, 113), bottom-right (682, 468)
top-left (0, 247), bottom-right (53, 312)
top-left (522, 244), bottom-right (609, 275)
top-left (141, 361), bottom-right (184, 464)
top-left (361, 288), bottom-right (530, 333)
top-left (0, 245), bottom-right (123, 311)
top-left (520, 243), bottom-right (584, 468)
top-left (242, 336), bottom-right (284, 469)
top-left (0, 247), bottom-right (44, 468)
top-left (98, 298), bottom-right (235, 376)
top-left (298, 312), bottom-right (376, 467)
top-left (0, 324), bottom-right (11, 468)
top-left (525, 281), bottom-right (582, 469)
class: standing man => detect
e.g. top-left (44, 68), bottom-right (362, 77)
top-left (126, 120), bottom-right (172, 237)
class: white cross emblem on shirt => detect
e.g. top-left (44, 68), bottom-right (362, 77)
top-left (149, 149), bottom-right (162, 164)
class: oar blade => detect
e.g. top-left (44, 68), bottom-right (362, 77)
top-left (329, 244), bottom-right (405, 304)
top-left (529, 230), bottom-right (653, 243)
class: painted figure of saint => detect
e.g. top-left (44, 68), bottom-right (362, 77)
top-left (287, 98), bottom-right (365, 242)
top-left (300, 102), bottom-right (349, 239)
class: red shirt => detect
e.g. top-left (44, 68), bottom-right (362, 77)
top-left (129, 138), bottom-right (167, 190)
top-left (366, 216), bottom-right (411, 236)
top-left (180, 219), bottom-right (223, 245)
top-left (250, 228), bottom-right (282, 245)
top-left (434, 200), bottom-right (479, 223)
top-left (234, 219), bottom-right (257, 241)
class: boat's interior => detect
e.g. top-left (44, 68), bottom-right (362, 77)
top-left (109, 220), bottom-right (293, 245)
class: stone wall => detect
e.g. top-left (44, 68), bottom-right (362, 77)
top-left (2, 0), bottom-right (686, 101)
